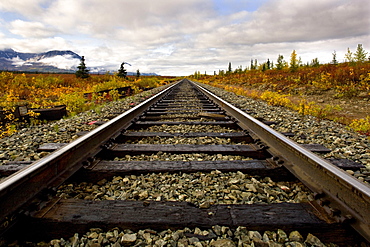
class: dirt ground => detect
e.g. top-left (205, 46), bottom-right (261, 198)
top-left (291, 90), bottom-right (370, 122)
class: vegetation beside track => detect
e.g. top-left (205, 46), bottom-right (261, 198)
top-left (0, 73), bottom-right (177, 138)
top-left (191, 62), bottom-right (370, 136)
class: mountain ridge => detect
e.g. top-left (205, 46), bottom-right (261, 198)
top-left (0, 48), bottom-right (159, 75)
top-left (0, 48), bottom-right (81, 73)
top-left (0, 48), bottom-right (81, 61)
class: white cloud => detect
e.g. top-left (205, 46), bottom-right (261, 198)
top-left (0, 0), bottom-right (50, 18)
top-left (9, 56), bottom-right (26, 67)
top-left (0, 0), bottom-right (369, 75)
top-left (10, 20), bottom-right (56, 38)
top-left (39, 0), bottom-right (214, 37)
top-left (0, 36), bottom-right (72, 53)
top-left (38, 55), bottom-right (80, 69)
top-left (196, 0), bottom-right (369, 48)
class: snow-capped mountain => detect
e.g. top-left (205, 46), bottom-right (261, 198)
top-left (0, 48), bottom-right (160, 75)
top-left (0, 48), bottom-right (82, 72)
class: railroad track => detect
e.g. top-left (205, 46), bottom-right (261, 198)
top-left (0, 79), bottom-right (369, 246)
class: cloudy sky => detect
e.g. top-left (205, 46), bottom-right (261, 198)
top-left (0, 0), bottom-right (369, 76)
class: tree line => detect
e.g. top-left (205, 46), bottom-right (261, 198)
top-left (194, 44), bottom-right (368, 77)
top-left (75, 57), bottom-right (140, 79)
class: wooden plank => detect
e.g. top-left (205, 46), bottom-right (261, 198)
top-left (130, 121), bottom-right (239, 129)
top-left (327, 158), bottom-right (365, 170)
top-left (150, 105), bottom-right (212, 108)
top-left (76, 131), bottom-right (90, 136)
top-left (20, 200), bottom-right (352, 244)
top-left (0, 162), bottom-right (32, 176)
top-left (160, 99), bottom-right (209, 102)
top-left (140, 115), bottom-right (230, 121)
top-left (34, 200), bottom-right (323, 229)
top-left (140, 115), bottom-right (198, 120)
top-left (4, 161), bottom-right (33, 165)
top-left (145, 111), bottom-right (225, 116)
top-left (75, 160), bottom-right (293, 182)
top-left (198, 112), bottom-right (227, 118)
top-left (300, 144), bottom-right (331, 153)
top-left (37, 143), bottom-right (330, 155)
top-left (106, 144), bottom-right (267, 158)
top-left (1, 158), bottom-right (361, 177)
top-left (255, 118), bottom-right (278, 126)
top-left (117, 132), bottom-right (253, 142)
top-left (155, 104), bottom-right (216, 107)
top-left (151, 107), bottom-right (220, 111)
top-left (280, 132), bottom-right (295, 137)
top-left (28, 105), bottom-right (67, 121)
top-left (37, 143), bottom-right (66, 152)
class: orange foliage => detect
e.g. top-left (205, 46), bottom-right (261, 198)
top-left (0, 73), bottom-right (175, 137)
top-left (0, 73), bottom-right (170, 111)
top-left (197, 63), bottom-right (370, 97)
top-left (194, 62), bottom-right (370, 135)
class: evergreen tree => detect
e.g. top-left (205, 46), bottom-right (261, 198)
top-left (136, 69), bottom-right (140, 78)
top-left (262, 64), bottom-right (266, 72)
top-left (75, 56), bottom-right (89, 78)
top-left (117, 62), bottom-right (127, 78)
top-left (250, 59), bottom-right (254, 70)
top-left (332, 50), bottom-right (338, 65)
top-left (227, 62), bottom-right (232, 74)
top-left (267, 59), bottom-right (271, 70)
top-left (354, 44), bottom-right (368, 63)
top-left (276, 54), bottom-right (285, 70)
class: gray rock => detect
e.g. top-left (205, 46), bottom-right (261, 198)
top-left (288, 231), bottom-right (303, 242)
top-left (277, 229), bottom-right (287, 243)
top-left (285, 242), bottom-right (305, 247)
top-left (304, 233), bottom-right (326, 247)
top-left (70, 233), bottom-right (79, 247)
top-left (248, 231), bottom-right (262, 240)
top-left (121, 233), bottom-right (137, 246)
top-left (212, 225), bottom-right (222, 236)
top-left (210, 238), bottom-right (236, 247)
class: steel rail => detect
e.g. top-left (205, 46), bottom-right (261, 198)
top-left (0, 80), bottom-right (181, 227)
top-left (190, 79), bottom-right (370, 241)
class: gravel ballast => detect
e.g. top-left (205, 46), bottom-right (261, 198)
top-left (1, 81), bottom-right (369, 179)
top-left (44, 226), bottom-right (336, 247)
top-left (57, 171), bottom-right (313, 206)
top-left (0, 88), bottom-right (164, 166)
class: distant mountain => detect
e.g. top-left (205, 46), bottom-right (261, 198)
top-left (0, 48), bottom-right (160, 75)
top-left (127, 72), bottom-right (158, 76)
top-left (0, 48), bottom-right (82, 73)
